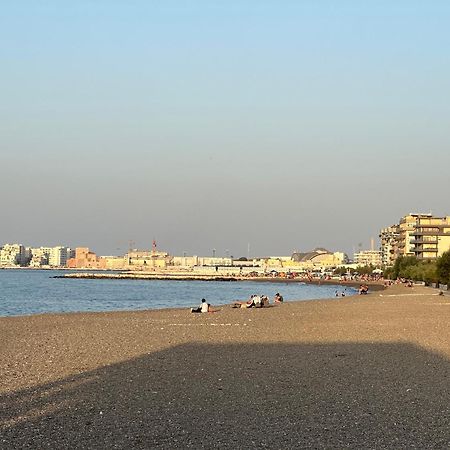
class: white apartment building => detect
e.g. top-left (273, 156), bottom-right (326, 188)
top-left (379, 226), bottom-right (399, 266)
top-left (49, 246), bottom-right (69, 267)
top-left (353, 250), bottom-right (382, 267)
top-left (28, 246), bottom-right (70, 267)
top-left (29, 248), bottom-right (49, 267)
top-left (0, 244), bottom-right (27, 266)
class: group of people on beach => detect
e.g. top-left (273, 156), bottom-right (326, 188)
top-left (232, 294), bottom-right (268, 309)
top-left (191, 292), bottom-right (284, 313)
top-left (232, 292), bottom-right (283, 308)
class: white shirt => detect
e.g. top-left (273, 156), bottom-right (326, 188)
top-left (201, 302), bottom-right (209, 313)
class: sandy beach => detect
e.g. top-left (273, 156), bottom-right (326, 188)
top-left (1, 284), bottom-right (449, 449)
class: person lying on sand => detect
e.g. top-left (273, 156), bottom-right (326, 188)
top-left (232, 294), bottom-right (270, 308)
top-left (232, 295), bottom-right (255, 308)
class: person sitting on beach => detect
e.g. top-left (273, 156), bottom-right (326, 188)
top-left (261, 295), bottom-right (269, 307)
top-left (191, 298), bottom-right (210, 313)
top-left (358, 285), bottom-right (369, 295)
top-left (253, 294), bottom-right (262, 308)
top-left (274, 293), bottom-right (283, 303)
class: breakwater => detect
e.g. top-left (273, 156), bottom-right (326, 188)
top-left (56, 271), bottom-right (384, 291)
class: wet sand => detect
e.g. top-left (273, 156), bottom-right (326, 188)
top-left (1, 284), bottom-right (449, 448)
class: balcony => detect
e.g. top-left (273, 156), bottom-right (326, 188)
top-left (410, 238), bottom-right (438, 244)
top-left (412, 247), bottom-right (438, 253)
top-left (411, 230), bottom-right (441, 236)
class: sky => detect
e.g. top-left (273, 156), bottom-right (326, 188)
top-left (1, 1), bottom-right (450, 258)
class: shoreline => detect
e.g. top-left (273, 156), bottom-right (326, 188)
top-left (54, 271), bottom-right (385, 290)
top-left (0, 279), bottom-right (368, 319)
top-left (1, 283), bottom-right (448, 448)
top-left (0, 290), bottom-right (360, 320)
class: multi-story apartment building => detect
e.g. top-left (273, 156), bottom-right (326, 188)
top-left (0, 244), bottom-right (27, 266)
top-left (397, 214), bottom-right (433, 257)
top-left (380, 213), bottom-right (450, 265)
top-left (353, 250), bottom-right (382, 267)
top-left (49, 246), bottom-right (69, 267)
top-left (379, 225), bottom-right (400, 266)
top-left (410, 216), bottom-right (450, 260)
top-left (29, 248), bottom-right (50, 267)
top-left (28, 246), bottom-right (70, 267)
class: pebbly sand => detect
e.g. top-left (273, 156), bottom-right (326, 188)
top-left (1, 284), bottom-right (449, 449)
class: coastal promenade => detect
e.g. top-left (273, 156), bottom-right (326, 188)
top-left (1, 284), bottom-right (449, 448)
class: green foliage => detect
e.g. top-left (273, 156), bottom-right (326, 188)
top-left (333, 267), bottom-right (349, 275)
top-left (334, 265), bottom-right (378, 276)
top-left (391, 256), bottom-right (419, 279)
top-left (356, 265), bottom-right (376, 275)
top-left (385, 255), bottom-right (438, 283)
top-left (436, 251), bottom-right (450, 284)
top-left (383, 266), bottom-right (394, 279)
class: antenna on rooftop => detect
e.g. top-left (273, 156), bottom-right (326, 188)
top-left (152, 238), bottom-right (157, 253)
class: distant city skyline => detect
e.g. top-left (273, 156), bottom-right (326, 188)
top-left (2, 2), bottom-right (450, 258)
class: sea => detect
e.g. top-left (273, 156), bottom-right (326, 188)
top-left (0, 269), bottom-right (355, 317)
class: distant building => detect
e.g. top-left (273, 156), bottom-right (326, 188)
top-left (289, 248), bottom-right (347, 269)
top-left (126, 250), bottom-right (171, 269)
top-left (102, 256), bottom-right (127, 270)
top-left (380, 213), bottom-right (450, 265)
top-left (67, 247), bottom-right (106, 269)
top-left (379, 226), bottom-right (400, 266)
top-left (398, 213), bottom-right (433, 257)
top-left (49, 246), bottom-right (69, 267)
top-left (0, 244), bottom-right (27, 266)
top-left (410, 215), bottom-right (450, 260)
top-left (172, 255), bottom-right (233, 268)
top-left (250, 249), bottom-right (346, 271)
top-left (29, 248), bottom-right (50, 267)
top-left (353, 250), bottom-right (382, 267)
top-left (27, 246), bottom-right (71, 267)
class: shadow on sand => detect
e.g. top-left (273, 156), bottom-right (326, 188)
top-left (1, 342), bottom-right (449, 449)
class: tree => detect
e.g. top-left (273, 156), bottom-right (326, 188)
top-left (436, 251), bottom-right (450, 284)
top-left (390, 255), bottom-right (418, 279)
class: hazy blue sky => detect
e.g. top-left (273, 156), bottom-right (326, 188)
top-left (1, 1), bottom-right (450, 258)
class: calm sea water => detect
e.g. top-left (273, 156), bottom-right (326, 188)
top-left (0, 270), bottom-right (355, 317)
